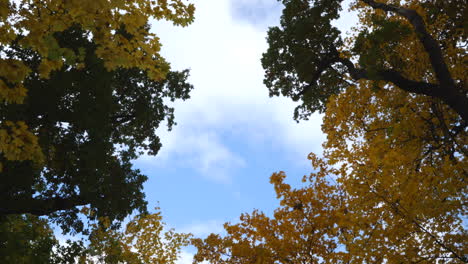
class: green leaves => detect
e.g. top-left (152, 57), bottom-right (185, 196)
top-left (0, 215), bottom-right (58, 264)
top-left (1, 26), bottom-right (193, 233)
top-left (262, 0), bottom-right (345, 120)
top-left (353, 19), bottom-right (412, 74)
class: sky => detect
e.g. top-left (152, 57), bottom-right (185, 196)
top-left (129, 0), bottom-right (357, 262)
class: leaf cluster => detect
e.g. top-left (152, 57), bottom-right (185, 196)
top-left (262, 0), bottom-right (347, 120)
top-left (0, 2), bottom-right (194, 233)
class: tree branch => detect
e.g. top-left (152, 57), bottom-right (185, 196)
top-left (0, 196), bottom-right (88, 216)
top-left (361, 0), bottom-right (468, 123)
top-left (337, 56), bottom-right (439, 97)
top-left (362, 0), bottom-right (452, 86)
top-left (297, 56), bottom-right (338, 98)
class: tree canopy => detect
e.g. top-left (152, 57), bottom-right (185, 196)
top-left (87, 208), bottom-right (191, 264)
top-left (192, 0), bottom-right (467, 263)
top-left (262, 0), bottom-right (467, 122)
top-left (0, 214), bottom-right (58, 263)
top-left (0, 0), bottom-right (195, 233)
top-left (1, 0), bottom-right (467, 262)
top-left (0, 209), bottom-right (190, 263)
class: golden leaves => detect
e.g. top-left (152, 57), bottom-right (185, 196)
top-left (89, 208), bottom-right (191, 264)
top-left (0, 121), bottom-right (44, 172)
top-left (0, 0), bottom-right (194, 169)
top-left (193, 155), bottom-right (344, 263)
top-left (193, 1), bottom-right (466, 262)
top-left (318, 1), bottom-right (468, 259)
top-left (0, 60), bottom-right (30, 103)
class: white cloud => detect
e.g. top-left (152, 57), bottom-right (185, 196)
top-left (177, 250), bottom-right (209, 264)
top-left (173, 220), bottom-right (227, 264)
top-left (139, 0), bottom-right (358, 181)
top-left (156, 129), bottom-right (246, 183)
top-left (176, 250), bottom-right (195, 264)
top-left (179, 220), bottom-right (225, 238)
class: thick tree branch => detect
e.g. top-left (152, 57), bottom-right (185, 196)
top-left (0, 196), bottom-right (88, 216)
top-left (362, 0), bottom-right (452, 87)
top-left (337, 56), bottom-right (439, 96)
top-left (333, 49), bottom-right (468, 122)
top-left (361, 0), bottom-right (468, 122)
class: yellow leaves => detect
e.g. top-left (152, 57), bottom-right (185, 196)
top-left (193, 1), bottom-right (466, 258)
top-left (88, 208), bottom-right (191, 264)
top-left (1, 0), bottom-right (196, 89)
top-left (0, 80), bottom-right (27, 104)
top-left (193, 158), bottom-right (345, 263)
top-left (37, 59), bottom-right (64, 79)
top-left (0, 0), bottom-right (10, 20)
top-left (0, 60), bottom-right (30, 103)
top-left (270, 171), bottom-right (292, 200)
top-left (193, 1), bottom-right (466, 263)
top-left (0, 0), bottom-right (195, 168)
top-left (0, 121), bottom-right (44, 172)
top-left (151, 0), bottom-right (195, 26)
top-left (0, 60), bottom-right (30, 84)
top-left (317, 64), bottom-right (467, 261)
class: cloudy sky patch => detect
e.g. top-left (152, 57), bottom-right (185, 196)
top-left (131, 0), bottom-right (358, 261)
top-left (229, 0), bottom-right (283, 29)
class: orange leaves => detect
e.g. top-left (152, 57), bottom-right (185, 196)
top-left (193, 156), bottom-right (344, 263)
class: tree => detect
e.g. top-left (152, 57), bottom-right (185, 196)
top-left (86, 208), bottom-right (191, 264)
top-left (0, 214), bottom-right (59, 263)
top-left (193, 0), bottom-right (467, 263)
top-left (193, 154), bottom-right (466, 263)
top-left (0, 0), bottom-right (195, 233)
top-left (0, 209), bottom-right (190, 264)
top-left (191, 159), bottom-right (342, 264)
top-left (262, 0), bottom-right (467, 122)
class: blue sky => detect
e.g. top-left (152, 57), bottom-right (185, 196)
top-left (229, 0), bottom-right (283, 29)
top-left (131, 0), bottom-right (357, 262)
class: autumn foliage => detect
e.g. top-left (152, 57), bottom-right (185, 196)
top-left (0, 0), bottom-right (195, 261)
top-left (0, 209), bottom-right (191, 263)
top-left (0, 0), bottom-right (194, 167)
top-left (0, 0), bottom-right (466, 263)
top-left (192, 0), bottom-right (467, 263)
top-left (87, 209), bottom-right (191, 264)
top-left (0, 0), bottom-right (194, 232)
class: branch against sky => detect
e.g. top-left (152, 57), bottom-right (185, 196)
top-left (262, 0), bottom-right (467, 122)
